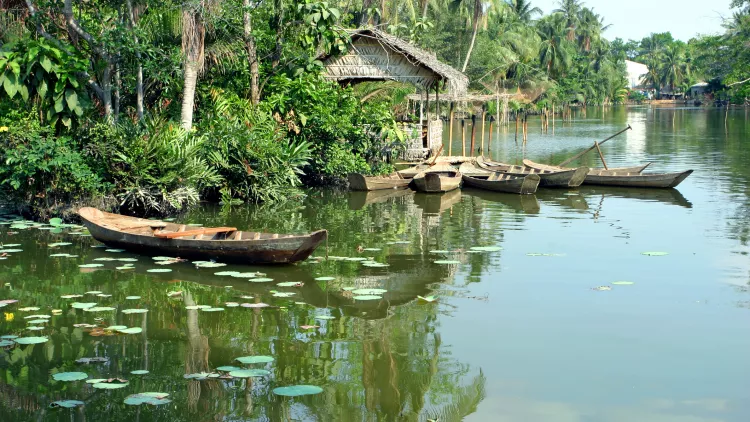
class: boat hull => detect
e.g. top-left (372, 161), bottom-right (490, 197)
top-left (347, 173), bottom-right (410, 191)
top-left (461, 173), bottom-right (540, 194)
top-left (78, 208), bottom-right (327, 265)
top-left (412, 171), bottom-right (462, 193)
top-left (522, 160), bottom-right (691, 188)
top-left (477, 157), bottom-right (588, 187)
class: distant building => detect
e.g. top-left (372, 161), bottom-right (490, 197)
top-left (689, 82), bottom-right (709, 97)
top-left (625, 60), bottom-right (649, 89)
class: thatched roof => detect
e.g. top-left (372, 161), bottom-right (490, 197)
top-left (322, 28), bottom-right (468, 96)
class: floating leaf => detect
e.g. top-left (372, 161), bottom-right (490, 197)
top-left (611, 281), bottom-right (634, 285)
top-left (147, 269), bottom-right (172, 273)
top-left (235, 355), bottom-right (274, 364)
top-left (49, 242), bottom-right (73, 247)
top-left (78, 264), bottom-right (103, 268)
top-left (0, 248), bottom-right (22, 253)
top-left (361, 262), bottom-right (389, 267)
top-left (85, 379), bottom-right (109, 384)
top-left (0, 335), bottom-right (18, 339)
top-left (93, 258), bottom-right (116, 262)
top-left (251, 277), bottom-right (274, 282)
top-left (272, 292), bottom-right (295, 298)
top-left (273, 385), bottom-right (323, 397)
top-left (195, 262), bottom-right (226, 268)
top-left (345, 257), bottom-right (368, 261)
top-left (342, 287), bottom-right (356, 291)
top-left (49, 400), bottom-right (84, 409)
top-left (26, 326), bottom-right (44, 331)
top-left (126, 296), bottom-right (141, 300)
top-left (152, 256), bottom-right (176, 261)
top-left (117, 258), bottom-right (138, 262)
top-left (117, 327), bottom-right (143, 334)
top-left (185, 305), bottom-right (210, 310)
top-left (314, 277), bottom-right (335, 281)
top-left (105, 249), bottom-right (125, 253)
top-left (277, 282), bottom-right (304, 287)
top-left (300, 325), bottom-right (319, 329)
top-left (387, 241), bottom-right (410, 245)
top-left (216, 366), bottom-right (242, 372)
top-left (641, 251), bottom-right (669, 256)
top-left (592, 286), bottom-right (612, 291)
top-left (470, 246), bottom-right (502, 252)
top-left (49, 218), bottom-right (63, 227)
top-left (122, 309), bottom-right (148, 314)
top-left (352, 289), bottom-right (387, 295)
top-left (19, 307), bottom-right (40, 312)
top-left (0, 339), bottom-right (15, 347)
top-left (184, 372), bottom-right (220, 380)
top-left (417, 296), bottom-right (437, 302)
top-left (229, 369), bottom-right (270, 378)
top-left (76, 357), bottom-right (109, 364)
top-left (230, 272), bottom-right (258, 278)
top-left (96, 294), bottom-right (112, 298)
top-left (50, 253), bottom-right (74, 257)
top-left (315, 315), bottom-right (335, 320)
top-left (93, 379), bottom-right (129, 389)
top-left (85, 291), bottom-right (103, 295)
top-left (61, 295), bottom-right (83, 299)
top-left (167, 291), bottom-right (182, 297)
top-left (201, 307), bottom-right (224, 312)
top-left (83, 307), bottom-right (116, 312)
top-left (52, 372), bottom-right (88, 382)
top-left (71, 303), bottom-right (97, 309)
top-left (102, 325), bottom-right (127, 331)
top-left (131, 370), bottom-right (149, 375)
top-left (27, 319), bottom-right (48, 324)
top-left (215, 271), bottom-right (240, 276)
top-left (433, 260), bottom-right (460, 265)
top-left (116, 266), bottom-right (135, 270)
top-left (353, 295), bottom-right (382, 301)
top-left (362, 248), bottom-right (381, 251)
top-left (240, 303), bottom-right (268, 308)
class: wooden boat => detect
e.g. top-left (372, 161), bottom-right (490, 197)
top-left (522, 159), bottom-right (692, 188)
top-left (522, 159), bottom-right (651, 176)
top-left (411, 170), bottom-right (462, 193)
top-left (78, 207), bottom-right (327, 265)
top-left (458, 163), bottom-right (539, 194)
top-left (348, 172), bottom-right (410, 191)
top-left (476, 156), bottom-right (588, 188)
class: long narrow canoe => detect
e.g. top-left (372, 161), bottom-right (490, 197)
top-left (458, 162), bottom-right (539, 194)
top-left (348, 172), bottom-right (410, 191)
top-left (411, 170), bottom-right (462, 193)
top-left (476, 156), bottom-right (588, 188)
top-left (522, 159), bottom-right (692, 188)
top-left (78, 207), bottom-right (327, 265)
top-left (522, 159), bottom-right (651, 175)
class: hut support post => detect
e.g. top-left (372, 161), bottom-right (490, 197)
top-left (470, 114), bottom-right (477, 155)
top-left (480, 109), bottom-right (486, 153)
top-left (514, 113), bottom-right (519, 144)
top-left (461, 119), bottom-right (466, 156)
top-left (425, 89), bottom-right (430, 148)
top-left (448, 102), bottom-right (454, 156)
top-left (488, 117), bottom-right (493, 152)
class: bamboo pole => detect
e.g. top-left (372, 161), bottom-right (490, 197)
top-left (558, 125), bottom-right (632, 167)
top-left (461, 119), bottom-right (466, 156)
top-left (425, 89), bottom-right (430, 148)
top-left (514, 113), bottom-right (519, 144)
top-left (480, 110), bottom-right (486, 153)
top-left (488, 117), bottom-right (494, 153)
top-left (448, 102), bottom-right (454, 157)
top-left (470, 114), bottom-right (477, 155)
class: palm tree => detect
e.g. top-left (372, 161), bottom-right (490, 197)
top-left (576, 7), bottom-right (609, 52)
top-left (180, 0), bottom-right (209, 131)
top-left (536, 13), bottom-right (572, 78)
top-left (660, 44), bottom-right (691, 92)
top-left (554, 0), bottom-right (583, 41)
top-left (455, 0), bottom-right (486, 72)
top-left (507, 0), bottom-right (542, 23)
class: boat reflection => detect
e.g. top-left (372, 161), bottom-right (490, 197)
top-left (462, 187), bottom-right (541, 214)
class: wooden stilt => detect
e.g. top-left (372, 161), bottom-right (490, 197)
top-left (461, 119), bottom-right (466, 156)
top-left (470, 114), bottom-right (477, 155)
top-left (488, 117), bottom-right (494, 152)
top-left (480, 109), bottom-right (486, 153)
top-left (448, 102), bottom-right (454, 157)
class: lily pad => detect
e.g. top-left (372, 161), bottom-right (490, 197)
top-left (230, 272), bottom-right (258, 278)
top-left (85, 291), bottom-right (103, 295)
top-left (124, 393), bottom-right (171, 406)
top-left (362, 248), bottom-right (382, 251)
top-left (352, 288), bottom-right (387, 295)
top-left (300, 325), bottom-right (319, 329)
top-left (215, 271), bottom-right (240, 276)
top-left (470, 246), bottom-right (502, 252)
top-left (50, 400), bottom-right (84, 409)
top-left (53, 372), bottom-right (88, 382)
top-left (417, 295), bottom-right (437, 302)
top-left (277, 282), bottom-right (304, 287)
top-left (26, 326), bottom-right (44, 331)
top-left (433, 260), bottom-right (460, 265)
top-left (185, 305), bottom-right (211, 310)
top-left (272, 292), bottom-right (296, 298)
top-left (49, 253), bottom-right (74, 257)
top-left (315, 315), bottom-right (335, 320)
top-left (152, 256), bottom-right (176, 261)
top-left (147, 269), bottom-right (172, 273)
top-left (131, 370), bottom-right (149, 375)
top-left (184, 372), bottom-right (220, 380)
top-left (27, 319), bottom-right (48, 324)
top-left (641, 251), bottom-right (669, 256)
top-left (314, 277), bottom-right (335, 281)
top-left (217, 366), bottom-right (242, 372)
top-left (201, 307), bottom-right (225, 312)
top-left (0, 339), bottom-right (15, 347)
top-left (235, 355), bottom-right (274, 364)
top-left (126, 296), bottom-right (141, 300)
top-left (61, 295), bottom-right (83, 299)
top-left (229, 369), bottom-right (270, 378)
top-left (49, 218), bottom-right (63, 226)
top-left (250, 277), bottom-right (274, 282)
top-left (78, 264), bottom-right (104, 268)
top-left (387, 241), bottom-right (411, 245)
top-left (117, 258), bottom-right (138, 262)
top-left (592, 286), bottom-right (612, 291)
top-left (345, 257), bottom-right (368, 262)
top-left (18, 307), bottom-right (40, 312)
top-left (104, 325), bottom-right (128, 331)
top-left (273, 385), bottom-right (323, 397)
top-left (195, 262), bottom-right (226, 268)
top-left (71, 302), bottom-right (97, 309)
top-left (0, 248), bottom-right (22, 253)
top-left (122, 309), bottom-right (148, 314)
top-left (83, 307), bottom-right (116, 312)
top-left (353, 295), bottom-right (382, 301)
top-left (116, 266), bottom-right (135, 270)
top-left (117, 327), bottom-right (143, 334)
top-left (1, 335), bottom-right (19, 339)
top-left (361, 262), bottom-right (390, 267)
top-left (93, 379), bottom-right (130, 389)
top-left (105, 249), bottom-right (125, 253)
top-left (49, 242), bottom-right (73, 247)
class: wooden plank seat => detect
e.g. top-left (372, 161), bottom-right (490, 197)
top-left (154, 227), bottom-right (237, 239)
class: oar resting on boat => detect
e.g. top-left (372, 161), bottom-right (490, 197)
top-left (78, 207), bottom-right (327, 265)
top-left (522, 159), bottom-right (692, 188)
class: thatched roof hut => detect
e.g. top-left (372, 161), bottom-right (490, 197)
top-left (322, 28), bottom-right (468, 96)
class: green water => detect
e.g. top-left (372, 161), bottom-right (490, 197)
top-left (1, 106), bottom-right (749, 421)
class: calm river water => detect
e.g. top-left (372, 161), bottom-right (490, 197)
top-left (0, 106), bottom-right (749, 421)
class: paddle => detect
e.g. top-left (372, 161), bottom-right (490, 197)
top-left (429, 145), bottom-right (444, 167)
top-left (557, 125), bottom-right (632, 167)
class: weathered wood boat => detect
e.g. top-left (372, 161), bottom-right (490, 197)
top-left (522, 159), bottom-right (692, 188)
top-left (411, 170), bottom-right (462, 193)
top-left (522, 159), bottom-right (651, 175)
top-left (348, 172), bottom-right (410, 191)
top-left (458, 163), bottom-right (539, 194)
top-left (78, 207), bottom-right (327, 265)
top-left (476, 156), bottom-right (588, 188)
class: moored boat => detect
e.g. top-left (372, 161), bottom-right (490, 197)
top-left (458, 163), bottom-right (539, 194)
top-left (411, 170), bottom-right (462, 193)
top-left (476, 156), bottom-right (588, 188)
top-left (348, 172), bottom-right (410, 191)
top-left (78, 207), bottom-right (327, 265)
top-left (522, 159), bottom-right (692, 188)
top-left (522, 159), bottom-right (651, 175)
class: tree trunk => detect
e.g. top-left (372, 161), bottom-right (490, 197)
top-left (243, 0), bottom-right (260, 104)
top-left (271, 0), bottom-right (285, 69)
top-left (102, 63), bottom-right (113, 121)
top-left (181, 62), bottom-right (199, 130)
top-left (113, 61), bottom-right (121, 122)
top-left (461, 15), bottom-right (480, 72)
top-left (126, 0), bottom-right (144, 120)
